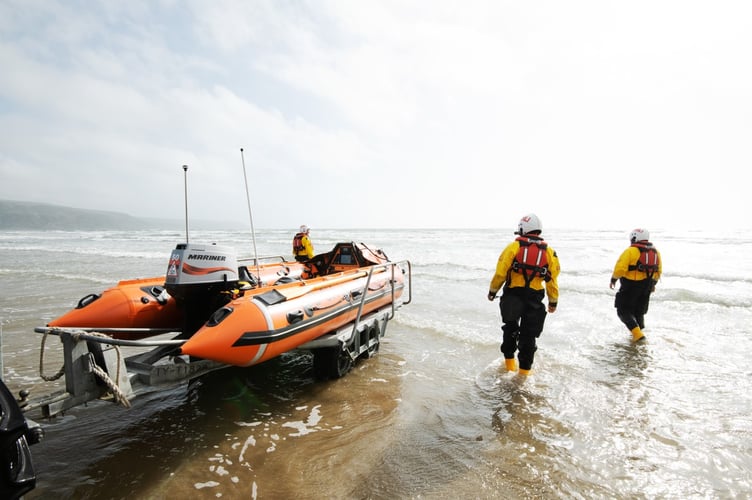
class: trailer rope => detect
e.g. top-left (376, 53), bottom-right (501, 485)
top-left (88, 360), bottom-right (131, 409)
top-left (76, 331), bottom-right (131, 408)
top-left (39, 329), bottom-right (65, 382)
top-left (38, 329), bottom-right (131, 408)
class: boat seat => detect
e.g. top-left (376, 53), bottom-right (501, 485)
top-left (309, 253), bottom-right (334, 276)
top-left (308, 242), bottom-right (367, 276)
top-left (238, 266), bottom-right (259, 287)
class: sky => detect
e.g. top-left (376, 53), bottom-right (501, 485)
top-left (1, 1), bottom-right (750, 231)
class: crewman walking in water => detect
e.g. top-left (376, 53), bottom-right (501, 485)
top-left (488, 214), bottom-right (560, 375)
top-left (292, 225), bottom-right (315, 262)
top-left (610, 228), bottom-right (662, 342)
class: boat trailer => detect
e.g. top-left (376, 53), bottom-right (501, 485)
top-left (22, 258), bottom-right (411, 419)
top-left (24, 306), bottom-right (397, 418)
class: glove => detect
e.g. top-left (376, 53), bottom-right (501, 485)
top-left (487, 291), bottom-right (496, 301)
top-left (609, 278), bottom-right (617, 290)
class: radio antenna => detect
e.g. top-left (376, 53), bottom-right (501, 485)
top-left (240, 148), bottom-right (261, 281)
top-left (182, 164), bottom-right (189, 243)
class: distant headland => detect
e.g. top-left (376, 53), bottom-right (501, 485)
top-left (0, 200), bottom-right (235, 231)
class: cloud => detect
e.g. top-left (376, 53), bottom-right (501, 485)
top-left (1, 0), bottom-right (751, 230)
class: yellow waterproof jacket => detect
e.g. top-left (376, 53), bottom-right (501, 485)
top-left (611, 245), bottom-right (662, 282)
top-left (489, 239), bottom-right (560, 305)
top-left (293, 233), bottom-right (314, 259)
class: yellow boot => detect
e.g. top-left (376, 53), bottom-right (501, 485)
top-left (518, 368), bottom-right (532, 376)
top-left (631, 326), bottom-right (645, 342)
top-left (504, 358), bottom-right (517, 372)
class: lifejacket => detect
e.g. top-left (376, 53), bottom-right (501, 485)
top-left (511, 236), bottom-right (551, 286)
top-left (628, 242), bottom-right (659, 277)
top-left (292, 233), bottom-right (306, 255)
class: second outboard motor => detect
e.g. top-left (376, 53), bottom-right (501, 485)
top-left (165, 243), bottom-right (239, 336)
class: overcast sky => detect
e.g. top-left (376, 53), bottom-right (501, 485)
top-left (1, 1), bottom-right (750, 230)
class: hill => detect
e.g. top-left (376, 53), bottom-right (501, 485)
top-left (0, 200), bottom-right (201, 231)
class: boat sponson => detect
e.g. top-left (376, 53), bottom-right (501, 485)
top-left (180, 266), bottom-right (404, 366)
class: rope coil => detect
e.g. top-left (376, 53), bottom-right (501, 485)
top-left (39, 329), bottom-right (131, 408)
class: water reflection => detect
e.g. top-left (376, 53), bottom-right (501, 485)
top-left (471, 360), bottom-right (592, 498)
top-left (27, 354), bottom-right (319, 499)
top-left (186, 352), bottom-right (315, 420)
top-left (608, 341), bottom-right (651, 380)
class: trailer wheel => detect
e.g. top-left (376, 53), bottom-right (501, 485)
top-left (312, 347), bottom-right (352, 380)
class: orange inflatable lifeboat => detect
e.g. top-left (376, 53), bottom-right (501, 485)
top-left (47, 243), bottom-right (307, 340)
top-left (180, 242), bottom-right (408, 367)
top-left (32, 240), bottom-right (409, 417)
top-left (47, 277), bottom-right (181, 339)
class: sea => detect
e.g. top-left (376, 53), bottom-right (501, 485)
top-left (1, 227), bottom-right (750, 499)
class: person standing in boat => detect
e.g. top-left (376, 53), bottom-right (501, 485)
top-left (487, 214), bottom-right (560, 376)
top-left (293, 225), bottom-right (315, 262)
top-left (609, 228), bottom-right (662, 342)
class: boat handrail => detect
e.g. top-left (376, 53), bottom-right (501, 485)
top-left (351, 266), bottom-right (375, 330)
top-left (349, 259), bottom-right (411, 344)
top-left (238, 255), bottom-right (288, 265)
top-left (397, 260), bottom-right (412, 307)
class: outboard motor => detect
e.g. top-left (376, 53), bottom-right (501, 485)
top-left (165, 243), bottom-right (239, 337)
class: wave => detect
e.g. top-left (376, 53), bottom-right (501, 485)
top-left (1, 267), bottom-right (117, 286)
top-left (658, 288), bottom-right (752, 308)
top-left (416, 272), bottom-right (489, 285)
top-left (669, 271), bottom-right (752, 285)
top-left (395, 310), bottom-right (498, 347)
top-left (0, 243), bottom-right (169, 260)
top-left (413, 261), bottom-right (491, 275)
top-left (561, 282), bottom-right (751, 308)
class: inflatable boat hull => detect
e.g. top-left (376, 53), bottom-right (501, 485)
top-left (47, 260), bottom-right (307, 340)
top-left (180, 265), bottom-right (405, 367)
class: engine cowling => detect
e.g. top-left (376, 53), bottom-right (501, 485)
top-left (164, 243), bottom-right (239, 336)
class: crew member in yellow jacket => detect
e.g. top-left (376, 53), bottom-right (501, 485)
top-left (609, 228), bottom-right (662, 342)
top-left (488, 214), bottom-right (560, 376)
top-left (292, 225), bottom-right (315, 262)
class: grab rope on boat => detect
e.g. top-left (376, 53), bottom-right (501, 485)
top-left (39, 329), bottom-right (131, 408)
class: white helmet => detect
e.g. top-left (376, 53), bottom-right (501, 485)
top-left (515, 213), bottom-right (542, 235)
top-left (630, 228), bottom-right (649, 243)
top-left (299, 225), bottom-right (309, 233)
